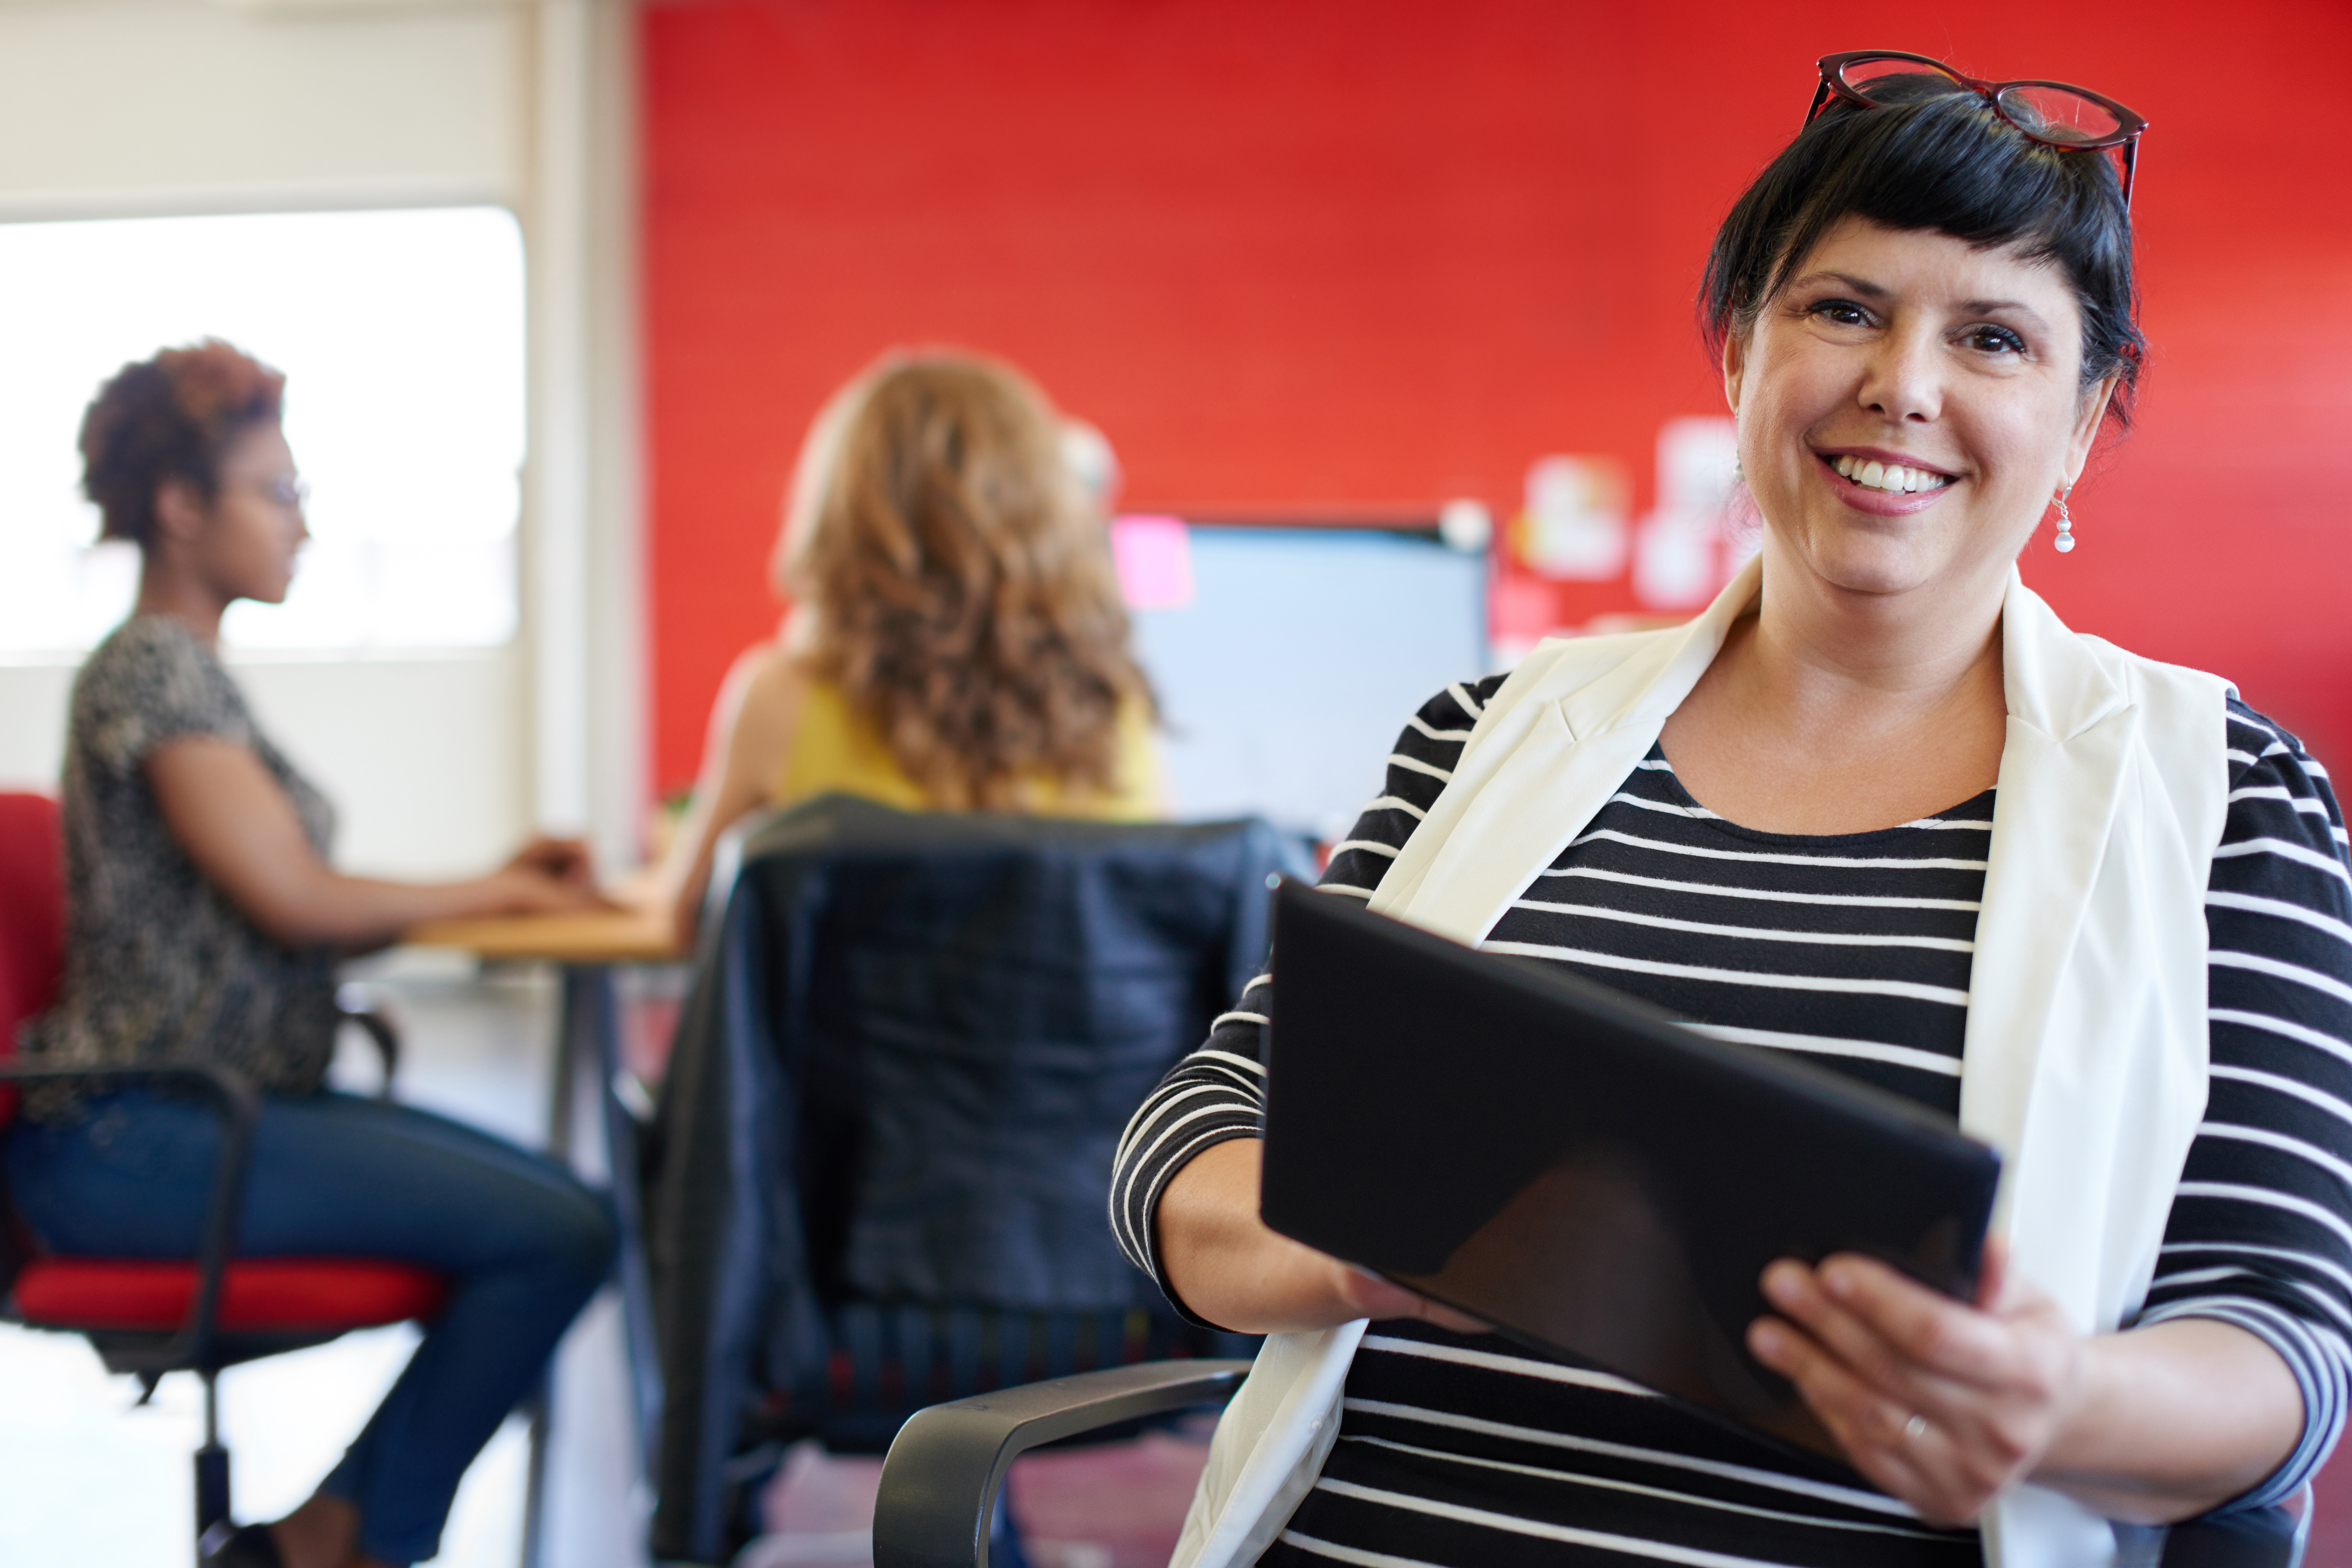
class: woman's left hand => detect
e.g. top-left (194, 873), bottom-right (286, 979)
top-left (506, 835), bottom-right (598, 890)
top-left (1747, 1236), bottom-right (2083, 1526)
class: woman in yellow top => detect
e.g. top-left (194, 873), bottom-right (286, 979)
top-left (660, 349), bottom-right (1162, 940)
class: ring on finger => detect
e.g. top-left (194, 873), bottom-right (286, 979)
top-left (1901, 1412), bottom-right (1930, 1443)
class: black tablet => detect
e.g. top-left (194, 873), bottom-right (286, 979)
top-left (1257, 877), bottom-right (2002, 1458)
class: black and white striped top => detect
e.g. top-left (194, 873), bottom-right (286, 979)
top-left (1111, 676), bottom-right (2352, 1565)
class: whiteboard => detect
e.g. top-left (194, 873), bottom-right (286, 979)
top-left (1127, 524), bottom-right (1489, 841)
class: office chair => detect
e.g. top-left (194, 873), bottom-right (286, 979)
top-left (0, 791), bottom-right (449, 1565)
top-left (643, 795), bottom-right (1302, 1563)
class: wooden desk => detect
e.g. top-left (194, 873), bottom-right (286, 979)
top-left (404, 903), bottom-right (680, 967)
top-left (399, 897), bottom-right (682, 1532)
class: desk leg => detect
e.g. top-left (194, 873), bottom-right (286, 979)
top-left (545, 965), bottom-right (590, 1160)
top-left (519, 964), bottom-right (591, 1568)
top-left (586, 967), bottom-right (665, 1475)
top-left (524, 963), bottom-right (664, 1568)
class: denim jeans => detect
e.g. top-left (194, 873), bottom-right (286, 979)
top-left (6, 1088), bottom-right (617, 1566)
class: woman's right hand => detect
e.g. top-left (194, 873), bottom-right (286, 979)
top-left (1158, 1137), bottom-right (1485, 1335)
top-left (483, 837), bottom-right (611, 915)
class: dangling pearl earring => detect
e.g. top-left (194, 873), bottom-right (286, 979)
top-left (2053, 483), bottom-right (2076, 554)
top-left (1733, 455), bottom-right (1745, 485)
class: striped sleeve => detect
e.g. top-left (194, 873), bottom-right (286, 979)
top-left (1109, 676), bottom-right (1506, 1320)
top-left (2137, 700), bottom-right (2352, 1507)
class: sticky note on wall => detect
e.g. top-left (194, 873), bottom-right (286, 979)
top-left (1111, 514), bottom-right (1196, 610)
top-left (1509, 456), bottom-right (1629, 581)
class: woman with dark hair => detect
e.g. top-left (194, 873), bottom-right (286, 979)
top-left (13, 340), bottom-right (617, 1568)
top-left (1113, 56), bottom-right (2352, 1566)
top-left (658, 348), bottom-right (1160, 938)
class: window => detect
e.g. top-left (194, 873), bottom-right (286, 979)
top-left (0, 207), bottom-right (525, 658)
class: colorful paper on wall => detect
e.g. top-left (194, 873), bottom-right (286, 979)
top-left (1111, 514), bottom-right (1196, 610)
top-left (1633, 418), bottom-right (1742, 611)
top-left (1509, 456), bottom-right (1628, 581)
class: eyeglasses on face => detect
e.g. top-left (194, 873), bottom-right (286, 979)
top-left (1806, 50), bottom-right (2148, 210)
top-left (235, 474), bottom-right (310, 510)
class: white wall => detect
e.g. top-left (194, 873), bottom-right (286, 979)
top-left (524, 0), bottom-right (646, 866)
top-left (0, 668), bottom-right (73, 799)
top-left (0, 0), bottom-right (522, 217)
top-left (0, 0), bottom-right (643, 880)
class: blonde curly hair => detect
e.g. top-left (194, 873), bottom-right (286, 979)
top-left (773, 350), bottom-right (1150, 811)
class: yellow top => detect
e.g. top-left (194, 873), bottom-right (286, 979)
top-left (776, 680), bottom-right (1163, 820)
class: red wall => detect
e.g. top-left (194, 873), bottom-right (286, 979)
top-left (642, 0), bottom-right (2352, 794)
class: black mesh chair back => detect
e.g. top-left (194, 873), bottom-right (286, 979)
top-left (646, 795), bottom-right (1299, 1561)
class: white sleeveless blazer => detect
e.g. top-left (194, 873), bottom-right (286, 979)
top-left (1168, 555), bottom-right (2232, 1568)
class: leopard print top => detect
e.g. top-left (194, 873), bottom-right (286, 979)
top-left (19, 616), bottom-right (339, 1118)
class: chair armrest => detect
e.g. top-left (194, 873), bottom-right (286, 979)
top-left (336, 984), bottom-right (401, 1098)
top-left (0, 1060), bottom-right (261, 1372)
top-left (2127, 1490), bottom-right (2308, 1568)
top-left (872, 1358), bottom-right (1250, 1568)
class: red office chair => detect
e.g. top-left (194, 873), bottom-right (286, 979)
top-left (0, 792), bottom-right (449, 1564)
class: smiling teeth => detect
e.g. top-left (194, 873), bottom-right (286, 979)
top-left (1832, 454), bottom-right (1952, 493)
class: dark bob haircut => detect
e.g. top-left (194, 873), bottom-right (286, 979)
top-left (79, 339), bottom-right (286, 548)
top-left (1701, 74), bottom-right (2143, 427)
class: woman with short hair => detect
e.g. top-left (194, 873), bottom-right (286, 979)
top-left (1115, 57), bottom-right (2352, 1566)
top-left (13, 340), bottom-right (617, 1568)
top-left (660, 349), bottom-right (1161, 939)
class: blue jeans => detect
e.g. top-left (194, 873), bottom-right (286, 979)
top-left (6, 1089), bottom-right (617, 1566)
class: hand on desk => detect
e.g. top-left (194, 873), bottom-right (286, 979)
top-left (489, 836), bottom-right (614, 915)
top-left (400, 862), bottom-right (680, 963)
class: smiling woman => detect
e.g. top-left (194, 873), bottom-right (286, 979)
top-left (1113, 52), bottom-right (2352, 1568)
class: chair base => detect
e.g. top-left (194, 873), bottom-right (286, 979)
top-left (91, 1328), bottom-right (351, 1378)
top-left (195, 1433), bottom-right (232, 1556)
